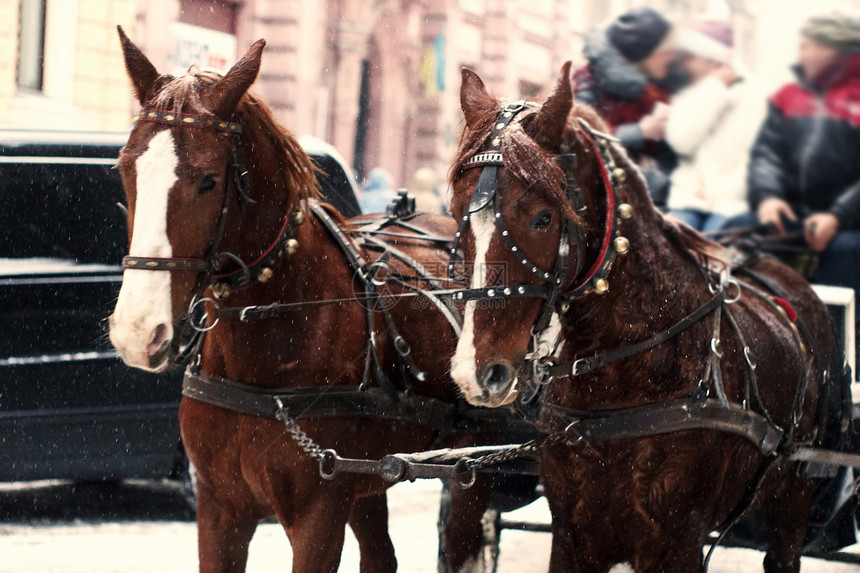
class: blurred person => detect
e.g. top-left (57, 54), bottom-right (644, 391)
top-left (735, 8), bottom-right (860, 294)
top-left (665, 21), bottom-right (767, 232)
top-left (411, 167), bottom-right (444, 214)
top-left (573, 6), bottom-right (680, 207)
top-left (360, 167), bottom-right (395, 214)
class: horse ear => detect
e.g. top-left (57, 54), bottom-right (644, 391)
top-left (207, 39), bottom-right (266, 119)
top-left (117, 26), bottom-right (159, 105)
top-left (531, 61), bottom-right (573, 150)
top-left (460, 68), bottom-right (495, 129)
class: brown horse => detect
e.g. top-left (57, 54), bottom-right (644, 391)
top-left (108, 30), bottom-right (492, 573)
top-left (447, 64), bottom-right (832, 572)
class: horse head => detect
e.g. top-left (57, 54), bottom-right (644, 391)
top-left (109, 28), bottom-right (315, 372)
top-left (448, 63), bottom-right (646, 407)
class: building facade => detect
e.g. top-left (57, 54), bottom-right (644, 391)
top-left (6, 0), bottom-right (848, 193)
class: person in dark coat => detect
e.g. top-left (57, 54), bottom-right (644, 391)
top-left (740, 9), bottom-right (860, 294)
top-left (573, 6), bottom-right (680, 207)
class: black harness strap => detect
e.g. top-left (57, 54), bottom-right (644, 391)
top-left (310, 202), bottom-right (427, 385)
top-left (181, 366), bottom-right (537, 436)
top-left (542, 398), bottom-right (783, 456)
top-left (547, 290), bottom-right (727, 378)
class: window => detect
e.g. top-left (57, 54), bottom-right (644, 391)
top-left (0, 161), bottom-right (128, 264)
top-left (17, 0), bottom-right (47, 91)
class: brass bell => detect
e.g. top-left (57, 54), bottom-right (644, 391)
top-left (292, 211), bottom-right (305, 225)
top-left (211, 282), bottom-right (231, 299)
top-left (285, 238), bottom-right (299, 255)
top-left (612, 168), bottom-right (627, 183)
top-left (257, 267), bottom-right (274, 283)
top-left (593, 278), bottom-right (609, 294)
top-left (617, 203), bottom-right (634, 220)
top-left (613, 236), bottom-right (630, 255)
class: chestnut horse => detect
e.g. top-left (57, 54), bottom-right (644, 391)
top-left (446, 64), bottom-right (831, 572)
top-left (108, 30), bottom-right (492, 572)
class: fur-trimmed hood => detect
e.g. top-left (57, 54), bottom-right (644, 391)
top-left (583, 28), bottom-right (649, 99)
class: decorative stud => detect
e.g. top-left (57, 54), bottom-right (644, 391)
top-left (492, 138), bottom-right (501, 147)
top-left (257, 267), bottom-right (274, 283)
top-left (495, 122), bottom-right (505, 130)
top-left (612, 168), bottom-right (627, 183)
top-left (613, 236), bottom-right (630, 255)
top-left (593, 278), bottom-right (609, 294)
top-left (617, 203), bottom-right (634, 220)
top-left (292, 211), bottom-right (305, 225)
top-left (211, 282), bottom-right (231, 299)
top-left (488, 289), bottom-right (495, 297)
top-left (518, 286), bottom-right (525, 294)
top-left (285, 238), bottom-right (299, 255)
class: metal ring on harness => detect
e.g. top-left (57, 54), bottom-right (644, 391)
top-left (319, 449), bottom-right (338, 480)
top-left (366, 259), bottom-right (391, 287)
top-left (710, 337), bottom-right (723, 358)
top-left (725, 279), bottom-right (742, 304)
top-left (189, 296), bottom-right (220, 332)
top-left (455, 458), bottom-right (478, 489)
top-left (744, 346), bottom-right (757, 370)
top-left (393, 335), bottom-right (411, 357)
top-left (531, 356), bottom-right (555, 386)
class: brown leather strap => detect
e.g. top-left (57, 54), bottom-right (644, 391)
top-left (548, 290), bottom-right (726, 378)
top-left (181, 366), bottom-right (537, 436)
top-left (121, 255), bottom-right (211, 272)
top-left (543, 398), bottom-right (783, 456)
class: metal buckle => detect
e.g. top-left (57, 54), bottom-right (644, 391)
top-left (570, 358), bottom-right (585, 376)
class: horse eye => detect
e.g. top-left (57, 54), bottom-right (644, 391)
top-left (199, 175), bottom-right (217, 195)
top-left (530, 210), bottom-right (553, 230)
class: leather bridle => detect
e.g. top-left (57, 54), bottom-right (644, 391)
top-left (120, 108), bottom-right (306, 301)
top-left (447, 103), bottom-right (634, 367)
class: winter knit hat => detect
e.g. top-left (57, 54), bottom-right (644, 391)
top-left (801, 8), bottom-right (860, 53)
top-left (607, 7), bottom-right (672, 62)
top-left (677, 20), bottom-right (734, 63)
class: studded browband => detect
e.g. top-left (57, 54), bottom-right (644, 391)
top-left (451, 106), bottom-right (635, 305)
top-left (136, 109), bottom-right (242, 134)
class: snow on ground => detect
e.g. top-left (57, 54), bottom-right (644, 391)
top-left (0, 478), bottom-right (859, 572)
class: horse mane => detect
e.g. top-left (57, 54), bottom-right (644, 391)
top-left (149, 67), bottom-right (320, 203)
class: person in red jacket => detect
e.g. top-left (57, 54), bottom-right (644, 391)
top-left (739, 9), bottom-right (860, 294)
top-left (573, 6), bottom-right (680, 207)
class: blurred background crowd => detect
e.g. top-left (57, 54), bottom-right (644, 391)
top-left (3, 0), bottom-right (860, 291)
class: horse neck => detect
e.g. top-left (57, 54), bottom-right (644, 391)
top-left (216, 134), bottom-right (298, 264)
top-left (561, 167), bottom-right (709, 361)
top-left (199, 132), bottom-right (367, 385)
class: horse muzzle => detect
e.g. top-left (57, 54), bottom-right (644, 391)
top-left (109, 315), bottom-right (175, 373)
top-left (476, 360), bottom-right (519, 407)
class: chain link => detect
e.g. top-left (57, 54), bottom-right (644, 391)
top-left (275, 398), bottom-right (325, 461)
top-left (465, 432), bottom-right (566, 470)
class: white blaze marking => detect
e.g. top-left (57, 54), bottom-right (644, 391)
top-left (608, 564), bottom-right (634, 573)
top-left (109, 130), bottom-right (178, 370)
top-left (450, 205), bottom-right (495, 399)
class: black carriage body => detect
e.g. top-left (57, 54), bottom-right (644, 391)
top-left (0, 129), bottom-right (361, 483)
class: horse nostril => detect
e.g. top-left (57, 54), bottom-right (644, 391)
top-left (146, 323), bottom-right (171, 357)
top-left (482, 362), bottom-right (512, 393)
